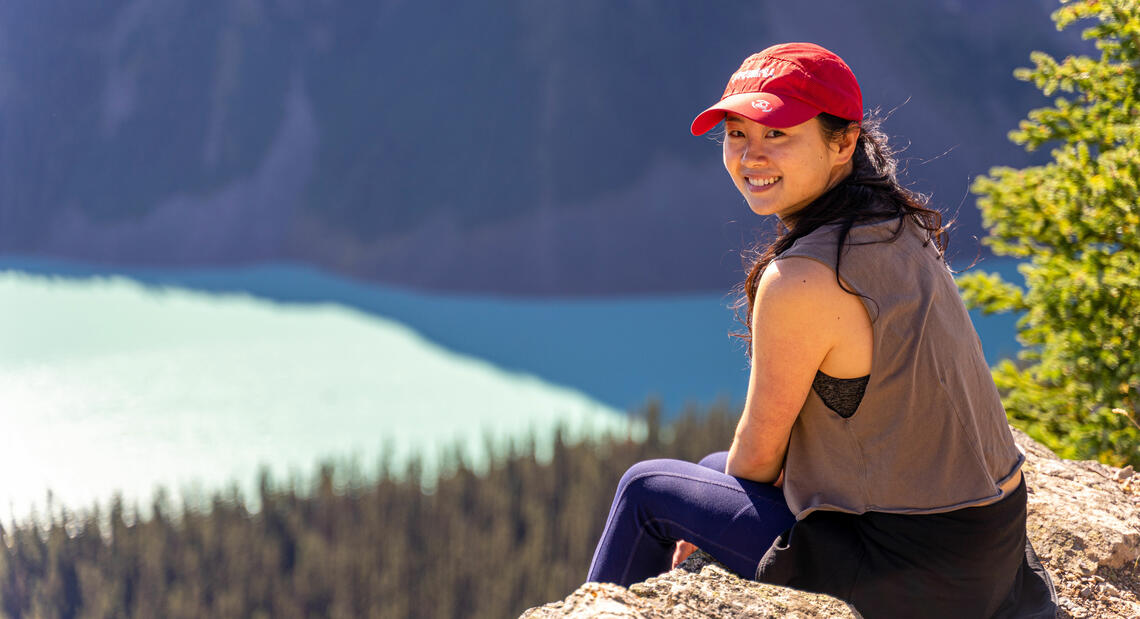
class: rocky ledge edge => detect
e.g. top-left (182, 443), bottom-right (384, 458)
top-left (521, 428), bottom-right (1139, 619)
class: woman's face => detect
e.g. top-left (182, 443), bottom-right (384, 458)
top-left (722, 114), bottom-right (855, 222)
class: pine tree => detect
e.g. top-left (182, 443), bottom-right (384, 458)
top-left (958, 0), bottom-right (1140, 466)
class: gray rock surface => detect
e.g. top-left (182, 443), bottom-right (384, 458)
top-left (1011, 429), bottom-right (1140, 618)
top-left (521, 428), bottom-right (1140, 618)
top-left (520, 552), bottom-right (859, 619)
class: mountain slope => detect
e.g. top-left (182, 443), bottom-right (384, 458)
top-left (0, 0), bottom-right (1087, 293)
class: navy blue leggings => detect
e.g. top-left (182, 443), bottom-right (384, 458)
top-left (586, 452), bottom-right (796, 586)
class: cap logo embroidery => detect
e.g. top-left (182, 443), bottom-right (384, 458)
top-left (731, 67), bottom-right (777, 82)
top-left (751, 99), bottom-right (773, 112)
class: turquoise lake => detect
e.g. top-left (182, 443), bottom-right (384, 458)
top-left (0, 258), bottom-right (1021, 525)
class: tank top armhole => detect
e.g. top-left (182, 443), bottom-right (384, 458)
top-left (812, 371), bottom-right (869, 418)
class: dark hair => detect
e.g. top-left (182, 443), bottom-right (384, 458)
top-left (733, 110), bottom-right (950, 354)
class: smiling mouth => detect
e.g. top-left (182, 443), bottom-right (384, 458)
top-left (746, 176), bottom-right (781, 188)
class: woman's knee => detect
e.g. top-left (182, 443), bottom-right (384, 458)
top-left (616, 459), bottom-right (685, 506)
top-left (698, 451), bottom-right (729, 472)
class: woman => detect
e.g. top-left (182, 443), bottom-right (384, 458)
top-left (586, 43), bottom-right (1057, 618)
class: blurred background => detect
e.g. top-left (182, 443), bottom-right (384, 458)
top-left (0, 0), bottom-right (1093, 615)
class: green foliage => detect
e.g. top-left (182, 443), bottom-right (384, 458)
top-left (958, 0), bottom-right (1140, 466)
top-left (0, 402), bottom-right (738, 618)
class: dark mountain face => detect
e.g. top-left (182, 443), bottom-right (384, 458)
top-left (0, 0), bottom-right (1086, 294)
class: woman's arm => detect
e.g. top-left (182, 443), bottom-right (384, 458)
top-left (725, 257), bottom-right (845, 483)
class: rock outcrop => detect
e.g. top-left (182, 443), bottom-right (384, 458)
top-left (521, 429), bottom-right (1140, 619)
top-left (519, 553), bottom-right (859, 619)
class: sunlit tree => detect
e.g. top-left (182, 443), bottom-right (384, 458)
top-left (959, 0), bottom-right (1140, 466)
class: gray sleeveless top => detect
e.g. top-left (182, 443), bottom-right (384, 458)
top-left (775, 216), bottom-right (1023, 520)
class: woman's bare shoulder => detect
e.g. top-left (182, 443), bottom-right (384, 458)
top-left (758, 256), bottom-right (845, 304)
top-left (752, 257), bottom-right (846, 349)
top-left (760, 256), bottom-right (873, 377)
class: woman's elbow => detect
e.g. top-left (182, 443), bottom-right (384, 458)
top-left (724, 448), bottom-right (782, 483)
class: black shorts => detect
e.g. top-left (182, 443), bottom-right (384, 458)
top-left (755, 479), bottom-right (1057, 618)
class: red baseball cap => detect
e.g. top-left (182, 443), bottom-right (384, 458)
top-left (690, 42), bottom-right (863, 136)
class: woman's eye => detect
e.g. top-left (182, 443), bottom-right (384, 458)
top-left (727, 129), bottom-right (745, 138)
top-left (766, 129), bottom-right (785, 138)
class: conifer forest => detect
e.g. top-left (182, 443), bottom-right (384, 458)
top-left (0, 403), bottom-right (737, 618)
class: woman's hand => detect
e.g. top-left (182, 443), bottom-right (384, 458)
top-left (672, 540), bottom-right (698, 568)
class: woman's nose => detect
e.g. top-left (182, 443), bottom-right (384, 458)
top-left (741, 141), bottom-right (767, 164)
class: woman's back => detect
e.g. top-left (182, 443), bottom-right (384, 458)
top-left (777, 215), bottom-right (1024, 519)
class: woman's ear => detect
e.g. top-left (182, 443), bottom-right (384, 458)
top-left (834, 124), bottom-right (861, 164)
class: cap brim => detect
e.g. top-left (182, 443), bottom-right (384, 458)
top-left (690, 92), bottom-right (822, 136)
